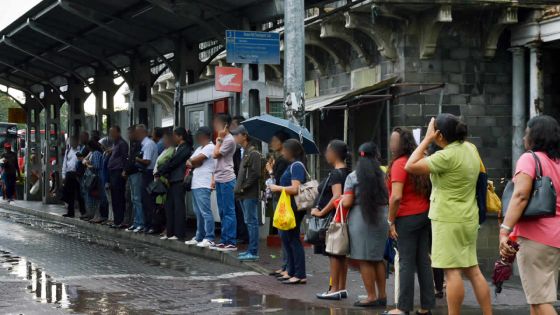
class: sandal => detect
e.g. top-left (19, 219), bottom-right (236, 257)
top-left (276, 275), bottom-right (290, 281)
top-left (416, 311), bottom-right (432, 315)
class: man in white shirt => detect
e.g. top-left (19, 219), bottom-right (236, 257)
top-left (185, 126), bottom-right (217, 247)
top-left (61, 136), bottom-right (85, 217)
top-left (134, 124), bottom-right (159, 233)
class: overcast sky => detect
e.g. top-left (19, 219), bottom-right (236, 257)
top-left (0, 0), bottom-right (41, 31)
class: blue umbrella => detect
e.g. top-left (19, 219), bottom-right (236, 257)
top-left (241, 114), bottom-right (319, 154)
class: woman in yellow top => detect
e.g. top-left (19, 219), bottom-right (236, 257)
top-left (405, 114), bottom-right (492, 315)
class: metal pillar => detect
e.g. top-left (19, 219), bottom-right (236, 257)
top-left (93, 71), bottom-right (119, 135)
top-left (528, 42), bottom-right (543, 118)
top-left (41, 88), bottom-right (64, 204)
top-left (129, 57), bottom-right (153, 128)
top-left (241, 64), bottom-right (267, 117)
top-left (23, 96), bottom-right (43, 201)
top-left (172, 39), bottom-right (201, 128)
top-left (283, 0), bottom-right (305, 125)
top-left (64, 80), bottom-right (88, 138)
top-left (510, 47), bottom-right (526, 168)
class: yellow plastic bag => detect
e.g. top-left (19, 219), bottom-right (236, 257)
top-left (273, 189), bottom-right (296, 231)
top-left (486, 180), bottom-right (502, 213)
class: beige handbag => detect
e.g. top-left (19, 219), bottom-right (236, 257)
top-left (292, 162), bottom-right (319, 211)
top-left (325, 202), bottom-right (349, 256)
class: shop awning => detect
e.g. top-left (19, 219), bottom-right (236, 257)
top-left (305, 76), bottom-right (399, 112)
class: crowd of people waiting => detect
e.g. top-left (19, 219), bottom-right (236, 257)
top-left (58, 112), bottom-right (560, 315)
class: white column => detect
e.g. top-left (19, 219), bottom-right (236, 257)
top-left (510, 46), bottom-right (526, 167)
top-left (528, 42), bottom-right (543, 118)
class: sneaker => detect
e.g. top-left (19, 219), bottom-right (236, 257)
top-left (210, 243), bottom-right (225, 250)
top-left (237, 251), bottom-right (248, 257)
top-left (185, 238), bottom-right (199, 245)
top-left (160, 236), bottom-right (168, 240)
top-left (133, 227), bottom-right (144, 233)
top-left (217, 244), bottom-right (237, 252)
top-left (238, 253), bottom-right (259, 261)
top-left (196, 239), bottom-right (214, 248)
top-left (126, 226), bottom-right (136, 232)
top-left (168, 236), bottom-right (179, 240)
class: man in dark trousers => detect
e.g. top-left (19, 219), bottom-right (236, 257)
top-left (61, 136), bottom-right (84, 217)
top-left (1, 142), bottom-right (19, 202)
top-left (230, 115), bottom-right (248, 244)
top-left (107, 126), bottom-right (129, 228)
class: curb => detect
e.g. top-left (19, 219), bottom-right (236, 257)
top-left (1, 202), bottom-right (269, 275)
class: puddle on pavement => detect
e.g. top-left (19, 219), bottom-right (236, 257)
top-left (0, 249), bottom-right (533, 314)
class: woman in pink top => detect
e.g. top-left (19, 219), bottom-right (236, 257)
top-left (500, 115), bottom-right (560, 315)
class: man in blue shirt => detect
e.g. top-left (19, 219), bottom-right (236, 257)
top-left (135, 124), bottom-right (159, 234)
top-left (153, 127), bottom-right (165, 155)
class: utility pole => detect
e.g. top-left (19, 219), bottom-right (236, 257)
top-left (283, 0), bottom-right (305, 125)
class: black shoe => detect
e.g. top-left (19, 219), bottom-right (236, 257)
top-left (435, 291), bottom-right (444, 299)
top-left (62, 213), bottom-right (74, 218)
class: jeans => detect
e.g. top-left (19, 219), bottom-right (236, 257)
top-left (164, 182), bottom-right (186, 239)
top-left (279, 210), bottom-right (306, 279)
top-left (240, 199), bottom-right (259, 255)
top-left (192, 188), bottom-right (215, 241)
top-left (395, 212), bottom-right (435, 311)
top-left (216, 179), bottom-right (237, 245)
top-left (109, 169), bottom-right (125, 225)
top-left (129, 173), bottom-right (144, 228)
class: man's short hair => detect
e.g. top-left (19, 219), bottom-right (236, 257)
top-left (153, 127), bottom-right (164, 138)
top-left (232, 115), bottom-right (246, 124)
top-left (214, 113), bottom-right (232, 126)
top-left (135, 124), bottom-right (147, 132)
top-left (111, 125), bottom-right (121, 133)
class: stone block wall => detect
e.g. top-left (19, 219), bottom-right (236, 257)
top-left (388, 25), bottom-right (513, 185)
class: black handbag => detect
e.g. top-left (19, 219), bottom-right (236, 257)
top-left (147, 179), bottom-right (168, 196)
top-left (501, 151), bottom-right (557, 219)
top-left (304, 173), bottom-right (332, 245)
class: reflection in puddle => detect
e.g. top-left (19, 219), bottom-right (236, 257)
top-left (1, 249), bottom-right (71, 308)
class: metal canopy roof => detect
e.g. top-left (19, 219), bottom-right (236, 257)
top-left (0, 0), bottom-right (325, 96)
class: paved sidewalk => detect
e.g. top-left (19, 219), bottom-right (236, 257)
top-left (0, 200), bottom-right (538, 313)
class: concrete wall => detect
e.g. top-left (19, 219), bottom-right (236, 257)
top-left (390, 25), bottom-right (513, 184)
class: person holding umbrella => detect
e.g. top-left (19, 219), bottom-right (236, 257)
top-left (500, 115), bottom-right (560, 315)
top-left (269, 139), bottom-right (308, 284)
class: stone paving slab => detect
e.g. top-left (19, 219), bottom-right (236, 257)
top-left (0, 200), bottom-right (544, 313)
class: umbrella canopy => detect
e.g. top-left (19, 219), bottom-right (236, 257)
top-left (241, 114), bottom-right (319, 154)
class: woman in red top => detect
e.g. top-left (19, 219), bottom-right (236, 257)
top-left (384, 127), bottom-right (434, 315)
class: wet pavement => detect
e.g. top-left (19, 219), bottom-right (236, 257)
top-left (0, 203), bottom-right (556, 314)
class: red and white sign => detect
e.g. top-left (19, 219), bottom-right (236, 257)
top-left (215, 66), bottom-right (243, 93)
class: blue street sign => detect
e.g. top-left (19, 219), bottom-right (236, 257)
top-left (226, 30), bottom-right (280, 65)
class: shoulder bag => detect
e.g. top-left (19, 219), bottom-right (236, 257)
top-left (501, 151), bottom-right (557, 219)
top-left (292, 161), bottom-right (319, 211)
top-left (325, 201), bottom-right (349, 256)
top-left (305, 173), bottom-right (333, 245)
